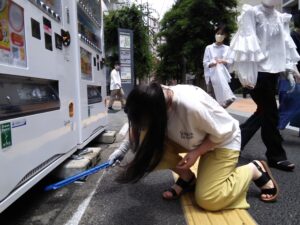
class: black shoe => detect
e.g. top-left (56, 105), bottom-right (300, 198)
top-left (108, 107), bottom-right (113, 110)
top-left (268, 160), bottom-right (295, 171)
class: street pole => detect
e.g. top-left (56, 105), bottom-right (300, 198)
top-left (146, 1), bottom-right (151, 84)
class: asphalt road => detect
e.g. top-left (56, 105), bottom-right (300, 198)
top-left (0, 109), bottom-right (299, 225)
top-left (235, 114), bottom-right (300, 225)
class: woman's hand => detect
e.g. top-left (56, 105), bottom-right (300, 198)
top-left (209, 62), bottom-right (217, 68)
top-left (216, 59), bottom-right (227, 65)
top-left (176, 150), bottom-right (200, 170)
top-left (176, 136), bottom-right (216, 170)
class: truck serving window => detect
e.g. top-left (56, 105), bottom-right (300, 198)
top-left (0, 74), bottom-right (60, 121)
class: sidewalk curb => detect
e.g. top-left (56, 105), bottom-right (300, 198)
top-left (53, 147), bottom-right (102, 179)
top-left (53, 123), bottom-right (129, 180)
top-left (115, 122), bottom-right (128, 143)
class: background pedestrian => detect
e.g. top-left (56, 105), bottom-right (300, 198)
top-left (108, 62), bottom-right (125, 110)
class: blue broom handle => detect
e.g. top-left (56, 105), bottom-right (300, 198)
top-left (45, 161), bottom-right (112, 191)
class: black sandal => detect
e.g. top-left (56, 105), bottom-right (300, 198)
top-left (162, 174), bottom-right (196, 200)
top-left (252, 160), bottom-right (279, 202)
top-left (268, 160), bottom-right (295, 172)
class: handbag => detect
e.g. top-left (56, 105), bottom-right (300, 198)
top-left (278, 79), bottom-right (300, 129)
top-left (210, 64), bottom-right (236, 107)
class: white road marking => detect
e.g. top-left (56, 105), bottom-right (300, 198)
top-left (119, 122), bottom-right (129, 136)
top-left (64, 171), bottom-right (106, 225)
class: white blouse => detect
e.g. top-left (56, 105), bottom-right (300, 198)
top-left (203, 43), bottom-right (233, 85)
top-left (230, 4), bottom-right (300, 88)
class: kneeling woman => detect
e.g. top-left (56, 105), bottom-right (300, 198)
top-left (109, 83), bottom-right (278, 211)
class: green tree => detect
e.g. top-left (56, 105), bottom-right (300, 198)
top-left (104, 4), bottom-right (153, 82)
top-left (157, 0), bottom-right (237, 85)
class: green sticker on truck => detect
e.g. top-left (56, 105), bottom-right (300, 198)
top-left (1, 123), bottom-right (12, 149)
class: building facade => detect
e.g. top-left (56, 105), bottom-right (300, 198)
top-left (103, 0), bottom-right (130, 11)
top-left (237, 0), bottom-right (261, 11)
top-left (238, 0), bottom-right (284, 10)
top-left (238, 0), bottom-right (299, 14)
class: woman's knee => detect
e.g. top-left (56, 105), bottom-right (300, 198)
top-left (194, 189), bottom-right (224, 211)
top-left (195, 197), bottom-right (224, 211)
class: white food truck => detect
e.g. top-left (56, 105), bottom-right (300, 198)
top-left (0, 0), bottom-right (107, 213)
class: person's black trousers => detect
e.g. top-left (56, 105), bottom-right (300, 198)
top-left (240, 72), bottom-right (287, 162)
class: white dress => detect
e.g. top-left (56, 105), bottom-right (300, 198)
top-left (203, 43), bottom-right (236, 107)
top-left (230, 4), bottom-right (300, 88)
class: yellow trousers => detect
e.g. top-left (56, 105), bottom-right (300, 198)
top-left (156, 139), bottom-right (253, 211)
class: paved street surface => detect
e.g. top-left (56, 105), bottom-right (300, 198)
top-left (0, 97), bottom-right (299, 225)
top-left (229, 97), bottom-right (300, 225)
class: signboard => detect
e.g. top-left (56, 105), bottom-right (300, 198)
top-left (1, 122), bottom-right (12, 149)
top-left (118, 28), bottom-right (134, 96)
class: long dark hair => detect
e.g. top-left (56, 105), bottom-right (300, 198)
top-left (214, 24), bottom-right (230, 45)
top-left (118, 82), bottom-right (168, 183)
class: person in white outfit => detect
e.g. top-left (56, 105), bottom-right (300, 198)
top-left (108, 62), bottom-right (125, 110)
top-left (230, 0), bottom-right (300, 171)
top-left (203, 25), bottom-right (236, 108)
